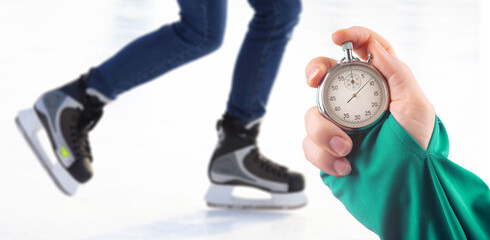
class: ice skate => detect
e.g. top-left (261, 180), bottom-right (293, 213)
top-left (206, 114), bottom-right (307, 210)
top-left (15, 73), bottom-right (107, 195)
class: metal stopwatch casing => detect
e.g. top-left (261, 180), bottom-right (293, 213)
top-left (317, 42), bottom-right (390, 133)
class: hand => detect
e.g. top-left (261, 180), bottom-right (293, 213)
top-left (302, 26), bottom-right (435, 177)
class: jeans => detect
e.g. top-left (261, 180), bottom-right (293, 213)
top-left (86, 0), bottom-right (301, 125)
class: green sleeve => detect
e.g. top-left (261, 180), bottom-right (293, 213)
top-left (321, 114), bottom-right (490, 239)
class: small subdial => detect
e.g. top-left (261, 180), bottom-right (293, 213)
top-left (344, 74), bottom-right (361, 90)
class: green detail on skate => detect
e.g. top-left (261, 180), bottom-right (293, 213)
top-left (60, 145), bottom-right (70, 157)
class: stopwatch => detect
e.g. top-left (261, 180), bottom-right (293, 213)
top-left (317, 42), bottom-right (390, 133)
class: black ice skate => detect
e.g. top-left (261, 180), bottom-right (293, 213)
top-left (206, 114), bottom-right (307, 209)
top-left (15, 72), bottom-right (108, 195)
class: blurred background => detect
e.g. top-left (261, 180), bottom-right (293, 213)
top-left (0, 0), bottom-right (488, 239)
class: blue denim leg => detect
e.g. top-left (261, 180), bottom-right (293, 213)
top-left (86, 0), bottom-right (226, 99)
top-left (226, 0), bottom-right (301, 125)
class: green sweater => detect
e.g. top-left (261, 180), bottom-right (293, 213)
top-left (321, 114), bottom-right (490, 239)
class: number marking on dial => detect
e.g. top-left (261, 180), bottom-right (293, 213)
top-left (325, 65), bottom-right (386, 128)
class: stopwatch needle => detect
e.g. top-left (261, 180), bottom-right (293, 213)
top-left (347, 79), bottom-right (372, 103)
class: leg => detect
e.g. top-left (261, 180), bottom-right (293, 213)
top-left (16, 0), bottom-right (227, 195)
top-left (226, 0), bottom-right (301, 124)
top-left (207, 0), bottom-right (306, 209)
top-left (87, 0), bottom-right (227, 99)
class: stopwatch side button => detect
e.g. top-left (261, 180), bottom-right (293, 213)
top-left (367, 54), bottom-right (373, 64)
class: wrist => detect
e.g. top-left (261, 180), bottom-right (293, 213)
top-left (391, 100), bottom-right (435, 149)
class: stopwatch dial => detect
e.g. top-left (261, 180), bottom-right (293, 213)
top-left (324, 64), bottom-right (388, 129)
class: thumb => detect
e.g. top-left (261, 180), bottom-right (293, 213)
top-left (369, 39), bottom-right (435, 149)
top-left (369, 40), bottom-right (421, 102)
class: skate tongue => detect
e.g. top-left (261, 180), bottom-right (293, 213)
top-left (79, 93), bottom-right (104, 131)
top-left (80, 109), bottom-right (102, 131)
top-left (219, 114), bottom-right (260, 142)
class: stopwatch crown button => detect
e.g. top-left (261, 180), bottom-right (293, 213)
top-left (342, 42), bottom-right (353, 51)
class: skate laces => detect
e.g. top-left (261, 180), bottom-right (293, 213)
top-left (68, 102), bottom-right (102, 161)
top-left (69, 76), bottom-right (104, 161)
top-left (218, 116), bottom-right (288, 179)
top-left (253, 149), bottom-right (288, 179)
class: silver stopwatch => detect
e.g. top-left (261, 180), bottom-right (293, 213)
top-left (317, 42), bottom-right (390, 132)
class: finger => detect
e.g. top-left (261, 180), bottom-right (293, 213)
top-left (303, 137), bottom-right (351, 177)
top-left (332, 26), bottom-right (397, 59)
top-left (333, 26), bottom-right (418, 99)
top-left (305, 56), bottom-right (338, 88)
top-left (305, 107), bottom-right (352, 158)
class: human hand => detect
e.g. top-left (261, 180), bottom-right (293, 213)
top-left (302, 26), bottom-right (435, 177)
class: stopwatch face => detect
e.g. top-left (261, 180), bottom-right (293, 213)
top-left (318, 62), bottom-right (389, 131)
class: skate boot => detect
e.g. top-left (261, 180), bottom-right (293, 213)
top-left (15, 72), bottom-right (108, 195)
top-left (205, 114), bottom-right (307, 209)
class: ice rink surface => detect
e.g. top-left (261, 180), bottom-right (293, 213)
top-left (0, 0), bottom-right (489, 239)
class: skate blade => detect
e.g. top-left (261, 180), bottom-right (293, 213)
top-left (16, 108), bottom-right (78, 196)
top-left (205, 184), bottom-right (307, 210)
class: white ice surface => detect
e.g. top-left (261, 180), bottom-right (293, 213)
top-left (0, 0), bottom-right (489, 239)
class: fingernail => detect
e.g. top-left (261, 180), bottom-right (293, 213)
top-left (330, 136), bottom-right (351, 156)
top-left (307, 67), bottom-right (320, 83)
top-left (334, 160), bottom-right (351, 176)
